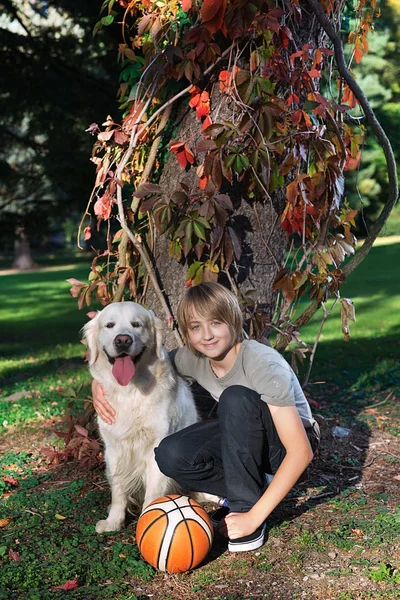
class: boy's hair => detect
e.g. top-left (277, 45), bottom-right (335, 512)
top-left (176, 282), bottom-right (244, 352)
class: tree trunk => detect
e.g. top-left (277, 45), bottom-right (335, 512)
top-left (145, 97), bottom-right (287, 348)
top-left (12, 225), bottom-right (37, 270)
top-left (142, 15), bottom-right (326, 348)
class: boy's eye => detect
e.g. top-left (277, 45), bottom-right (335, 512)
top-left (190, 325), bottom-right (199, 330)
top-left (212, 321), bottom-right (221, 326)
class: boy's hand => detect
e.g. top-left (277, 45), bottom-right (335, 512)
top-left (219, 511), bottom-right (261, 539)
top-left (92, 379), bottom-right (115, 424)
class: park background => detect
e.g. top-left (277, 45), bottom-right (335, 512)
top-left (0, 1), bottom-right (399, 599)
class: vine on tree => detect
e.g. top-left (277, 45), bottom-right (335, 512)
top-left (69, 0), bottom-right (395, 362)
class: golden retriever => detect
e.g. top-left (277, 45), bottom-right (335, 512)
top-left (82, 301), bottom-right (199, 533)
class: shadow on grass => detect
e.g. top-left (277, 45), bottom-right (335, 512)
top-left (0, 355), bottom-right (86, 387)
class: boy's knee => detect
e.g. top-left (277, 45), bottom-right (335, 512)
top-left (155, 435), bottom-right (186, 478)
top-left (218, 385), bottom-right (261, 416)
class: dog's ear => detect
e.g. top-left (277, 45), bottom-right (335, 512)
top-left (81, 312), bottom-right (101, 366)
top-left (148, 310), bottom-right (165, 359)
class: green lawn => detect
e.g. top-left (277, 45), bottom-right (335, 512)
top-left (0, 242), bottom-right (399, 600)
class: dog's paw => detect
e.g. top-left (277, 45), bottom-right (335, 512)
top-left (95, 519), bottom-right (123, 533)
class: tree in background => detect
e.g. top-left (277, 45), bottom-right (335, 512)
top-left (343, 0), bottom-right (400, 234)
top-left (71, 0), bottom-right (397, 373)
top-left (0, 0), bottom-right (118, 267)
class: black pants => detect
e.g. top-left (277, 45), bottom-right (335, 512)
top-left (155, 385), bottom-right (320, 513)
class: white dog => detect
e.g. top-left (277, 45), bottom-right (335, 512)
top-left (82, 301), bottom-right (199, 533)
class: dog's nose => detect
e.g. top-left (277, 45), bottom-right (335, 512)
top-left (114, 334), bottom-right (133, 351)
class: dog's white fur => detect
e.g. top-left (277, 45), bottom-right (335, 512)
top-left (83, 301), bottom-right (199, 533)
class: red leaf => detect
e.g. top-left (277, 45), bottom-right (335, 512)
top-left (189, 88), bottom-right (210, 119)
top-left (184, 144), bottom-right (195, 165)
top-left (181, 0), bottom-right (192, 11)
top-left (201, 0), bottom-right (227, 33)
top-left (74, 424), bottom-right (89, 437)
top-left (9, 549), bottom-right (21, 562)
top-left (201, 0), bottom-right (223, 21)
top-left (307, 398), bottom-right (320, 408)
top-left (52, 579), bottom-right (79, 591)
top-left (83, 227), bottom-right (91, 241)
top-left (201, 116), bottom-right (213, 133)
top-left (307, 69), bottom-right (321, 78)
top-left (66, 278), bottom-right (85, 286)
top-left (3, 477), bottom-right (19, 487)
top-left (287, 93), bottom-right (299, 106)
top-left (170, 141), bottom-right (185, 153)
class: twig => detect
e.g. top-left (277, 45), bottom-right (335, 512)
top-left (91, 481), bottom-right (107, 490)
top-left (22, 508), bottom-right (43, 519)
top-left (302, 296), bottom-right (339, 386)
top-left (361, 391), bottom-right (394, 411)
top-left (283, 491), bottom-right (335, 502)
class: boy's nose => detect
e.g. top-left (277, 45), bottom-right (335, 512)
top-left (203, 326), bottom-right (214, 340)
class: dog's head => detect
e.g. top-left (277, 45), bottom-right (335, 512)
top-left (82, 302), bottom-right (165, 386)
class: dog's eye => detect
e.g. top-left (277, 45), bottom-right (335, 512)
top-left (105, 322), bottom-right (115, 329)
top-left (131, 321), bottom-right (141, 328)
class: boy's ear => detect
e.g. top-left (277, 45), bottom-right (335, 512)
top-left (148, 310), bottom-right (165, 359)
top-left (81, 312), bottom-right (101, 365)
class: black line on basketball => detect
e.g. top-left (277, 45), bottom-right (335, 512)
top-left (164, 496), bottom-right (195, 570)
top-left (137, 510), bottom-right (169, 560)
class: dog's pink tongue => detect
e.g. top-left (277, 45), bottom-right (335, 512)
top-left (112, 356), bottom-right (136, 386)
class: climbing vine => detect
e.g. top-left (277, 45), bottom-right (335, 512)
top-left (70, 0), bottom-right (397, 360)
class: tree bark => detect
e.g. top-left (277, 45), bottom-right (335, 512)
top-left (145, 95), bottom-right (288, 348)
top-left (12, 225), bottom-right (37, 270)
top-left (142, 14), bottom-right (326, 348)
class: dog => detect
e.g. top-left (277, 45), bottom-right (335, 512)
top-left (82, 301), bottom-right (199, 533)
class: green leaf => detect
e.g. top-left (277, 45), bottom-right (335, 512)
top-left (194, 216), bottom-right (211, 229)
top-left (239, 155), bottom-right (250, 169)
top-left (101, 15), bottom-right (114, 26)
top-left (234, 156), bottom-right (243, 174)
top-left (256, 76), bottom-right (275, 94)
top-left (92, 21), bottom-right (103, 36)
top-left (192, 264), bottom-right (204, 285)
top-left (193, 221), bottom-right (206, 241)
top-left (185, 221), bottom-right (193, 246)
top-left (269, 169), bottom-right (284, 192)
top-left (187, 261), bottom-right (203, 279)
top-left (225, 154), bottom-right (237, 168)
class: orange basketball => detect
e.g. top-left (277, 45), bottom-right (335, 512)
top-left (136, 494), bottom-right (214, 573)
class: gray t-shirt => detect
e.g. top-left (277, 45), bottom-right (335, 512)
top-left (174, 340), bottom-right (314, 428)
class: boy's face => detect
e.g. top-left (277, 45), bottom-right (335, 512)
top-left (187, 309), bottom-right (236, 361)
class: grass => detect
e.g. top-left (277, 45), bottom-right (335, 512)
top-left (1, 241), bottom-right (399, 599)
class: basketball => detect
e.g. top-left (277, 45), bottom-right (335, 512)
top-left (136, 494), bottom-right (214, 573)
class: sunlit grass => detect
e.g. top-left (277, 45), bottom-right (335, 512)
top-left (1, 241), bottom-right (399, 429)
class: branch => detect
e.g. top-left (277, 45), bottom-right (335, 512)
top-left (276, 0), bottom-right (400, 352)
top-left (305, 0), bottom-right (398, 278)
top-left (116, 183), bottom-right (184, 347)
top-left (113, 103), bottom-right (173, 302)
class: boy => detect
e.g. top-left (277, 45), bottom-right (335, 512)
top-left (92, 282), bottom-right (320, 552)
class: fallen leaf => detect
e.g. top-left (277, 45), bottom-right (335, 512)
top-left (0, 517), bottom-right (12, 528)
top-left (55, 514), bottom-right (67, 520)
top-left (3, 477), bottom-right (19, 487)
top-left (52, 579), bottom-right (79, 591)
top-left (2, 391), bottom-right (27, 402)
top-left (9, 549), bottom-right (20, 562)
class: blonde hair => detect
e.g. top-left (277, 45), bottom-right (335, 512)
top-left (176, 282), bottom-right (244, 353)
